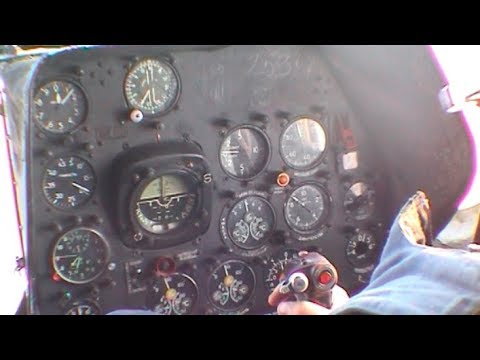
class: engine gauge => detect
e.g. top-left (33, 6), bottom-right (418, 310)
top-left (134, 174), bottom-right (198, 235)
top-left (344, 182), bottom-right (376, 221)
top-left (124, 58), bottom-right (180, 116)
top-left (208, 260), bottom-right (256, 312)
top-left (264, 249), bottom-right (299, 293)
top-left (280, 117), bottom-right (327, 170)
top-left (285, 183), bottom-right (330, 234)
top-left (65, 299), bottom-right (101, 315)
top-left (346, 230), bottom-right (378, 268)
top-left (227, 196), bottom-right (275, 250)
top-left (147, 273), bottom-right (198, 315)
top-left (219, 125), bottom-right (271, 181)
top-left (52, 228), bottom-right (109, 284)
top-left (33, 80), bottom-right (87, 134)
top-left (42, 156), bottom-right (96, 210)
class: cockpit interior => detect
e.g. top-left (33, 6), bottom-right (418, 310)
top-left (0, 45), bottom-right (475, 315)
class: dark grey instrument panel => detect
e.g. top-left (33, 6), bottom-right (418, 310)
top-left (27, 45), bottom-right (393, 315)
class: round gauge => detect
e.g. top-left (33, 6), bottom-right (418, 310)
top-left (65, 299), bottom-right (101, 315)
top-left (33, 80), bottom-right (87, 134)
top-left (227, 196), bottom-right (275, 250)
top-left (285, 183), bottom-right (330, 234)
top-left (42, 156), bottom-right (96, 210)
top-left (124, 58), bottom-right (180, 116)
top-left (134, 174), bottom-right (198, 235)
top-left (346, 230), bottom-right (378, 268)
top-left (208, 260), bottom-right (256, 312)
top-left (147, 273), bottom-right (198, 315)
top-left (220, 125), bottom-right (271, 181)
top-left (280, 117), bottom-right (327, 170)
top-left (264, 249), bottom-right (299, 293)
top-left (52, 228), bottom-right (109, 284)
top-left (344, 182), bottom-right (376, 221)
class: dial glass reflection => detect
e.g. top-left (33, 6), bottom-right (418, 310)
top-left (220, 126), bottom-right (271, 180)
top-left (344, 182), bottom-right (376, 221)
top-left (280, 118), bottom-right (327, 170)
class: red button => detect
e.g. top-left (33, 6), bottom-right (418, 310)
top-left (277, 173), bottom-right (290, 187)
top-left (319, 271), bottom-right (332, 285)
top-left (52, 273), bottom-right (61, 282)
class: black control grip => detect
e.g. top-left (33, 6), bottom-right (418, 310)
top-left (283, 252), bottom-right (338, 309)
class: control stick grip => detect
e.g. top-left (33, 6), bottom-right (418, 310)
top-left (269, 251), bottom-right (338, 310)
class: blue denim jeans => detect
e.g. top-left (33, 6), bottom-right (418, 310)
top-left (109, 192), bottom-right (480, 315)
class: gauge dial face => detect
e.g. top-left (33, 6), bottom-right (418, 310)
top-left (52, 228), bottom-right (109, 284)
top-left (220, 126), bottom-right (271, 180)
top-left (65, 300), bottom-right (101, 315)
top-left (33, 80), bottom-right (87, 134)
top-left (135, 174), bottom-right (198, 235)
top-left (346, 230), bottom-right (378, 268)
top-left (124, 58), bottom-right (180, 116)
top-left (227, 196), bottom-right (275, 250)
top-left (43, 156), bottom-right (96, 210)
top-left (148, 273), bottom-right (198, 315)
top-left (264, 249), bottom-right (299, 293)
top-left (285, 184), bottom-right (329, 234)
top-left (280, 117), bottom-right (327, 170)
top-left (208, 260), bottom-right (255, 312)
top-left (344, 182), bottom-right (376, 221)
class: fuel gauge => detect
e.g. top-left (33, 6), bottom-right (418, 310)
top-left (147, 273), bottom-right (198, 315)
top-left (208, 260), bottom-right (255, 312)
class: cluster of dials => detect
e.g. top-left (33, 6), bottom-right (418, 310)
top-left (145, 227), bottom-right (378, 316)
top-left (33, 58), bottom-right (180, 212)
top-left (31, 57), bottom-right (380, 314)
top-left (146, 251), bottom-right (300, 315)
top-left (31, 58), bottom-right (182, 315)
top-left (34, 58), bottom-right (179, 134)
top-left (147, 260), bottom-right (256, 315)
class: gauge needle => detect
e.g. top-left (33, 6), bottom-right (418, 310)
top-left (141, 90), bottom-right (152, 106)
top-left (291, 196), bottom-right (312, 214)
top-left (221, 150), bottom-right (240, 155)
top-left (71, 257), bottom-right (82, 270)
top-left (164, 278), bottom-right (171, 290)
top-left (61, 89), bottom-right (74, 105)
top-left (224, 265), bottom-right (229, 276)
top-left (152, 87), bottom-right (158, 105)
top-left (58, 173), bottom-right (78, 178)
top-left (72, 182), bottom-right (90, 194)
top-left (244, 200), bottom-right (249, 212)
top-left (56, 255), bottom-right (78, 259)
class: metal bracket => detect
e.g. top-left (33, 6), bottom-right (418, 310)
top-left (15, 256), bottom-right (25, 272)
top-left (439, 84), bottom-right (480, 114)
